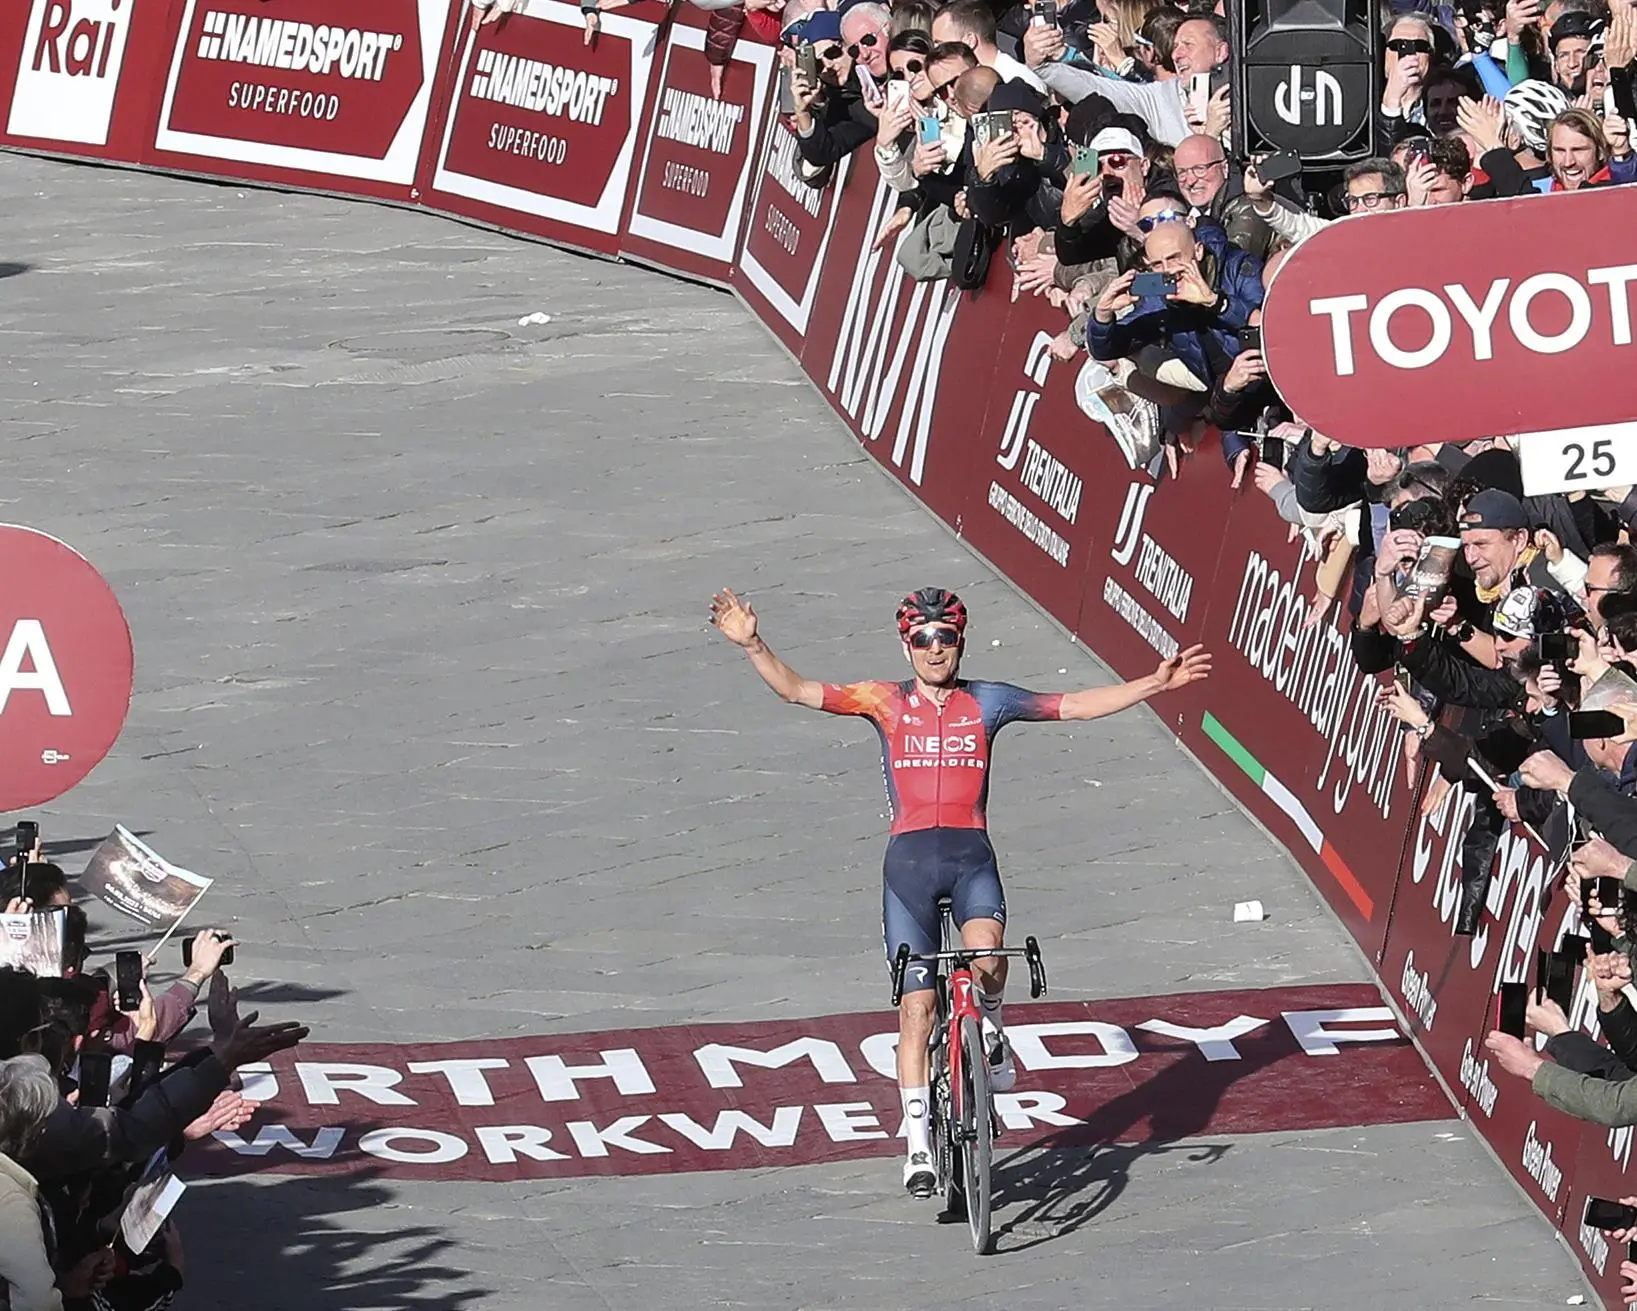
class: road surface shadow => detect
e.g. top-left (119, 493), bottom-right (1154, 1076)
top-left (184, 1169), bottom-right (489, 1311)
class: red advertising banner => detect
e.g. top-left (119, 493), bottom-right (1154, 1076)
top-left (150, 0), bottom-right (451, 195)
top-left (1182, 491), bottom-right (1416, 955)
top-left (1262, 191), bottom-right (1637, 449)
top-left (733, 116), bottom-right (852, 354)
top-left (426, 0), bottom-right (657, 252)
top-left (0, 0), bottom-right (175, 163)
top-left (196, 986), bottom-right (1449, 1182)
top-left (0, 525), bottom-right (133, 811)
top-left (620, 9), bottom-right (773, 284)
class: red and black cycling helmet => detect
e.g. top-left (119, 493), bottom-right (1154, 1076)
top-left (896, 587), bottom-right (968, 639)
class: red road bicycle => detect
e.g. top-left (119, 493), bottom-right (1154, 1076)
top-left (891, 897), bottom-right (1047, 1255)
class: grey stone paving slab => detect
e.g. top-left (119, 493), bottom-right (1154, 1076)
top-left (0, 153), bottom-right (1589, 1307)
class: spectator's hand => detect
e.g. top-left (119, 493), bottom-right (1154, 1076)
top-left (1016, 248), bottom-right (1059, 296)
top-left (1222, 348), bottom-right (1266, 394)
top-left (1533, 527), bottom-right (1564, 564)
top-left (911, 140), bottom-right (947, 177)
top-left (1429, 595), bottom-right (1460, 631)
top-left (1493, 787), bottom-right (1520, 821)
top-left (1570, 626), bottom-right (1611, 682)
top-left (1022, 22), bottom-right (1066, 68)
top-left (1088, 21), bottom-right (1124, 68)
top-left (1242, 158), bottom-right (1274, 203)
top-left (4, 897), bottom-right (29, 915)
top-left (59, 1250), bottom-right (117, 1299)
top-left (1202, 85), bottom-right (1231, 140)
top-left (1572, 836), bottom-right (1632, 882)
top-left (1375, 528), bottom-right (1425, 579)
top-left (1059, 171), bottom-right (1103, 226)
top-left (1066, 281), bottom-right (1096, 316)
top-left (1535, 659), bottom-right (1563, 708)
top-left (875, 99), bottom-right (915, 143)
top-left (1301, 592), bottom-right (1336, 631)
top-left (1107, 191), bottom-right (1143, 236)
top-left (1151, 643), bottom-right (1211, 691)
top-left (210, 1003), bottom-right (308, 1072)
top-left (183, 929), bottom-right (236, 984)
top-left (709, 63), bottom-right (725, 101)
top-left (1015, 114), bottom-right (1047, 161)
top-left (1607, 4), bottom-right (1637, 70)
top-left (1094, 269), bottom-right (1139, 321)
top-left (1381, 595), bottom-right (1427, 638)
top-left (975, 134), bottom-right (1021, 180)
top-left (184, 1088), bottom-right (261, 1140)
top-left (583, 9), bottom-right (599, 44)
top-left (1519, 748), bottom-right (1574, 794)
top-left (1252, 461), bottom-right (1287, 497)
top-left (953, 189), bottom-right (971, 219)
top-left (1504, 0), bottom-right (1542, 40)
top-left (710, 588), bottom-right (759, 646)
top-left (133, 980), bottom-right (158, 1042)
top-left (1405, 158), bottom-right (1439, 207)
top-left (1526, 996), bottom-right (1571, 1035)
top-left (791, 70), bottom-right (822, 116)
top-left (1167, 259), bottom-right (1216, 307)
top-left (1378, 679), bottom-right (1431, 728)
top-left (1457, 96), bottom-right (1507, 154)
top-left (1364, 446), bottom-right (1401, 486)
top-left (1230, 448), bottom-right (1251, 489)
top-left (1048, 330), bottom-right (1079, 361)
top-left (1588, 949), bottom-right (1633, 1004)
top-left (1483, 1029), bottom-right (1546, 1079)
top-left (872, 207), bottom-right (912, 252)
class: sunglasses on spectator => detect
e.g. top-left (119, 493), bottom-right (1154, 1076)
top-left (1176, 159), bottom-right (1226, 180)
top-left (819, 43), bottom-right (846, 60)
top-left (891, 58), bottom-right (926, 76)
top-left (847, 33), bottom-right (879, 57)
top-left (908, 625), bottom-right (962, 649)
top-left (1136, 208), bottom-right (1189, 232)
top-left (1386, 37), bottom-right (1433, 54)
top-left (1344, 189), bottom-right (1403, 210)
top-left (1100, 151), bottom-right (1136, 170)
top-left (931, 78), bottom-right (959, 99)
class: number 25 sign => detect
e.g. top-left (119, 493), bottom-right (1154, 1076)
top-left (1517, 427), bottom-right (1637, 497)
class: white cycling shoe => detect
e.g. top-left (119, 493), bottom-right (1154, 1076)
top-left (986, 1029), bottom-right (1016, 1093)
top-left (903, 1150), bottom-right (936, 1198)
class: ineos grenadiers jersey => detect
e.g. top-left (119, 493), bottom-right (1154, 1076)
top-left (819, 679), bottom-right (1064, 834)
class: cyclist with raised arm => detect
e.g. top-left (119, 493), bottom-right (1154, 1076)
top-left (709, 585), bottom-right (1211, 1197)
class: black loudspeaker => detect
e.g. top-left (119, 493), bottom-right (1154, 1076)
top-left (1230, 0), bottom-right (1382, 163)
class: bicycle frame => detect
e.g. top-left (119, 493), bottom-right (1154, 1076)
top-left (890, 922), bottom-right (1046, 1254)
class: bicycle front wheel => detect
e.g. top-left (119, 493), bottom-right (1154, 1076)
top-left (958, 1014), bottom-right (993, 1254)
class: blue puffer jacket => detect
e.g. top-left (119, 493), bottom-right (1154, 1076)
top-left (1084, 222), bottom-right (1264, 390)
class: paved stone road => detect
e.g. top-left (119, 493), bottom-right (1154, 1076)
top-left (1, 153), bottom-right (1590, 1308)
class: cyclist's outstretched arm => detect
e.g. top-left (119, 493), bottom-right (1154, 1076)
top-left (710, 588), bottom-right (824, 709)
top-left (1057, 644), bottom-right (1211, 721)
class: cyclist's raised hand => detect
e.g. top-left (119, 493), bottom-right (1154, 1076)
top-left (1152, 643), bottom-right (1211, 691)
top-left (711, 588), bottom-right (759, 647)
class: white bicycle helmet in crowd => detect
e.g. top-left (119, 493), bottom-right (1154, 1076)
top-left (1503, 80), bottom-right (1571, 155)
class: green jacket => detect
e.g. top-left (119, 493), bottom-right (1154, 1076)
top-left (1533, 1060), bottom-right (1637, 1126)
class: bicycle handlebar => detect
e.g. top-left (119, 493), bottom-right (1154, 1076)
top-left (889, 938), bottom-right (1047, 1008)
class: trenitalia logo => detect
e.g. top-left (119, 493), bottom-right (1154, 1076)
top-left (194, 12), bottom-right (403, 81)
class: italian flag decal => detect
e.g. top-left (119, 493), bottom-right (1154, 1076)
top-left (1202, 712), bottom-right (1374, 920)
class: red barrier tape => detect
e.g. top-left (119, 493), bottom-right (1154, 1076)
top-left (0, 2), bottom-right (1616, 1300)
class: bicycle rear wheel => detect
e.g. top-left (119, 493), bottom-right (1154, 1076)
top-left (958, 1013), bottom-right (993, 1254)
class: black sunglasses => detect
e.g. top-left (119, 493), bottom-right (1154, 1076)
top-left (891, 58), bottom-right (925, 76)
top-left (819, 43), bottom-right (845, 60)
top-left (1386, 36), bottom-right (1434, 54)
top-left (908, 625), bottom-right (961, 649)
top-left (846, 33), bottom-right (879, 57)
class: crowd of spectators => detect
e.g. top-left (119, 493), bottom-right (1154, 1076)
top-left (0, 847), bottom-right (305, 1310)
top-left (687, 0), bottom-right (1635, 476)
